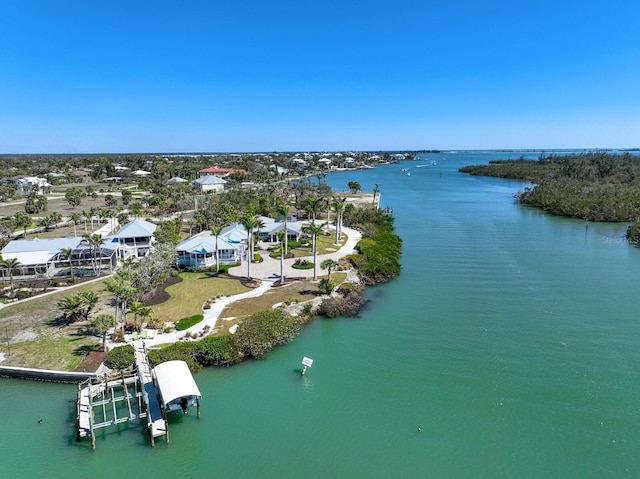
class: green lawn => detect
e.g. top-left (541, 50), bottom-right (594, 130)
top-left (151, 272), bottom-right (251, 323)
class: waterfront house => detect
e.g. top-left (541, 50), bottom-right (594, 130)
top-left (0, 236), bottom-right (117, 279)
top-left (176, 235), bottom-right (240, 268)
top-left (112, 218), bottom-right (157, 259)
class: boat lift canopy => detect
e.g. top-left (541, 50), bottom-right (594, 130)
top-left (153, 360), bottom-right (202, 410)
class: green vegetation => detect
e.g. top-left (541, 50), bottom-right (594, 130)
top-left (346, 207), bottom-right (402, 285)
top-left (175, 314), bottom-right (204, 331)
top-left (105, 344), bottom-right (136, 370)
top-left (147, 309), bottom-right (300, 371)
top-left (460, 152), bottom-right (640, 222)
top-left (234, 309), bottom-right (302, 359)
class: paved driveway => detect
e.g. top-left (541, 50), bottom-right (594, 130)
top-left (226, 226), bottom-right (361, 281)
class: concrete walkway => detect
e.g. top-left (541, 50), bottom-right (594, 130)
top-left (110, 226), bottom-right (362, 351)
top-left (226, 226), bottom-right (362, 281)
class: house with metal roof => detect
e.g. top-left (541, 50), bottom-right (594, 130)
top-left (112, 218), bottom-right (157, 259)
top-left (191, 175), bottom-right (227, 193)
top-left (1, 236), bottom-right (117, 279)
top-left (176, 234), bottom-right (241, 268)
top-left (254, 215), bottom-right (302, 243)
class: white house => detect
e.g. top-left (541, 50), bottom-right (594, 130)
top-left (255, 216), bottom-right (303, 243)
top-left (176, 235), bottom-right (241, 268)
top-left (15, 177), bottom-right (51, 195)
top-left (0, 236), bottom-right (117, 279)
top-left (111, 218), bottom-right (157, 259)
top-left (191, 175), bottom-right (227, 193)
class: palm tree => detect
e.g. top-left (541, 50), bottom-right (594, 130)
top-left (303, 222), bottom-right (325, 281)
top-left (57, 295), bottom-right (84, 323)
top-left (91, 313), bottom-right (117, 351)
top-left (37, 215), bottom-right (55, 232)
top-left (79, 291), bottom-right (100, 320)
top-left (275, 230), bottom-right (286, 283)
top-left (82, 233), bottom-right (103, 275)
top-left (129, 300), bottom-right (152, 332)
top-left (80, 210), bottom-right (89, 233)
top-left (70, 212), bottom-right (81, 236)
top-left (321, 258), bottom-right (338, 282)
top-left (239, 214), bottom-right (258, 281)
top-left (13, 212), bottom-right (31, 238)
top-left (372, 183), bottom-right (380, 206)
top-left (331, 197), bottom-right (347, 243)
top-left (1, 257), bottom-right (21, 296)
top-left (212, 225), bottom-right (224, 273)
top-left (60, 247), bottom-right (74, 279)
top-left (302, 196), bottom-right (324, 222)
top-left (277, 204), bottom-right (291, 255)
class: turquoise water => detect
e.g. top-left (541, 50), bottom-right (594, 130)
top-left (2, 152), bottom-right (640, 478)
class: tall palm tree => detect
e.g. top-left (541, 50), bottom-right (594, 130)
top-left (129, 300), bottom-right (152, 332)
top-left (70, 212), bottom-right (81, 236)
top-left (82, 233), bottom-right (103, 275)
top-left (0, 257), bottom-right (21, 296)
top-left (372, 183), bottom-right (380, 206)
top-left (60, 247), bottom-right (74, 279)
top-left (331, 197), bottom-right (347, 243)
top-left (276, 203), bottom-right (290, 255)
top-left (91, 313), bottom-right (117, 352)
top-left (239, 214), bottom-right (258, 281)
top-left (302, 196), bottom-right (324, 223)
top-left (212, 224), bottom-right (224, 273)
top-left (303, 222), bottom-right (325, 281)
top-left (275, 230), bottom-right (286, 283)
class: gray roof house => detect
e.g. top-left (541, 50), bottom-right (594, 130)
top-left (112, 218), bottom-right (157, 259)
top-left (176, 235), bottom-right (241, 268)
top-left (255, 216), bottom-right (302, 243)
top-left (1, 236), bottom-right (117, 279)
top-left (191, 175), bottom-right (227, 193)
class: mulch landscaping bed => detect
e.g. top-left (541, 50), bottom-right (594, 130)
top-left (144, 275), bottom-right (183, 306)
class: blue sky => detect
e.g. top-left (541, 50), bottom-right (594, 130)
top-left (1, 1), bottom-right (639, 153)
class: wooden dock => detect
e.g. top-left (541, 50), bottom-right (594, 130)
top-left (76, 343), bottom-right (172, 449)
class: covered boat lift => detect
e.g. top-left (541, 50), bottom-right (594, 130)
top-left (153, 360), bottom-right (202, 417)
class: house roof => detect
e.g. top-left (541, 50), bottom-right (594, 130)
top-left (133, 170), bottom-right (151, 176)
top-left (154, 360), bottom-right (202, 407)
top-left (192, 176), bottom-right (227, 186)
top-left (176, 235), bottom-right (237, 253)
top-left (220, 223), bottom-right (248, 243)
top-left (2, 237), bottom-right (83, 255)
top-left (113, 218), bottom-right (157, 238)
top-left (167, 176), bottom-right (188, 183)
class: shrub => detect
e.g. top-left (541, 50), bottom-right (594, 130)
top-left (147, 342), bottom-right (202, 372)
top-left (195, 335), bottom-right (242, 366)
top-left (317, 290), bottom-right (369, 318)
top-left (292, 258), bottom-right (313, 270)
top-left (106, 344), bottom-right (136, 369)
top-left (235, 309), bottom-right (302, 358)
top-left (15, 290), bottom-right (33, 300)
top-left (318, 278), bottom-right (335, 294)
top-left (175, 314), bottom-right (204, 331)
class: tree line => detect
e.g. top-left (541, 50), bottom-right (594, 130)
top-left (460, 152), bottom-right (640, 223)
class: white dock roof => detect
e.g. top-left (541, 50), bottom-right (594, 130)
top-left (153, 360), bottom-right (202, 407)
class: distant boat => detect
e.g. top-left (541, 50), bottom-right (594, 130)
top-left (407, 172), bottom-right (411, 176)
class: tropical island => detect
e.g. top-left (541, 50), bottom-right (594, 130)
top-left (459, 151), bottom-right (640, 243)
top-left (0, 151), bottom-right (403, 377)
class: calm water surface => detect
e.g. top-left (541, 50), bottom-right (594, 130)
top-left (2, 152), bottom-right (639, 478)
